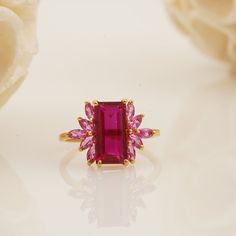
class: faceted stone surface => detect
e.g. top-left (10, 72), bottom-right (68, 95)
top-left (94, 102), bottom-right (128, 164)
top-left (68, 129), bottom-right (87, 139)
top-left (130, 134), bottom-right (143, 149)
top-left (87, 145), bottom-right (96, 163)
top-left (85, 102), bottom-right (94, 119)
top-left (129, 114), bottom-right (143, 129)
top-left (139, 128), bottom-right (154, 138)
top-left (80, 136), bottom-right (94, 151)
top-left (126, 101), bottom-right (135, 119)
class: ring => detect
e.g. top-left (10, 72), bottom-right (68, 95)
top-left (59, 100), bottom-right (160, 167)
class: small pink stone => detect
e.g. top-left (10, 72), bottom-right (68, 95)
top-left (130, 134), bottom-right (143, 149)
top-left (127, 145), bottom-right (136, 161)
top-left (79, 118), bottom-right (93, 131)
top-left (139, 128), bottom-right (154, 138)
top-left (85, 102), bottom-right (94, 120)
top-left (80, 136), bottom-right (94, 151)
top-left (87, 145), bottom-right (96, 163)
top-left (126, 101), bottom-right (135, 119)
top-left (129, 114), bottom-right (143, 129)
top-left (68, 129), bottom-right (87, 139)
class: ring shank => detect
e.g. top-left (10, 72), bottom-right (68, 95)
top-left (59, 132), bottom-right (81, 142)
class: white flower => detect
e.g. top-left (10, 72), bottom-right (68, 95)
top-left (0, 0), bottom-right (39, 107)
top-left (165, 0), bottom-right (236, 67)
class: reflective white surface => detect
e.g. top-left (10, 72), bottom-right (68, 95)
top-left (0, 0), bottom-right (236, 235)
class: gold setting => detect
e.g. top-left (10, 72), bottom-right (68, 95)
top-left (59, 132), bottom-right (81, 142)
top-left (130, 159), bottom-right (135, 165)
top-left (152, 129), bottom-right (160, 137)
top-left (87, 160), bottom-right (93, 166)
top-left (59, 99), bottom-right (160, 168)
top-left (97, 160), bottom-right (102, 167)
top-left (92, 100), bottom-right (99, 106)
top-left (124, 159), bottom-right (129, 166)
top-left (121, 99), bottom-right (128, 104)
top-left (77, 117), bottom-right (83, 122)
top-left (139, 144), bottom-right (144, 150)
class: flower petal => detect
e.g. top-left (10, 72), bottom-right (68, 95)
top-left (85, 102), bottom-right (95, 120)
top-left (129, 114), bottom-right (143, 129)
top-left (87, 145), bottom-right (96, 163)
top-left (68, 129), bottom-right (87, 139)
top-left (80, 136), bottom-right (94, 151)
top-left (130, 134), bottom-right (143, 149)
top-left (138, 128), bottom-right (154, 139)
top-left (126, 101), bottom-right (135, 119)
top-left (78, 118), bottom-right (93, 131)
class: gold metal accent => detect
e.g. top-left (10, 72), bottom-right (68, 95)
top-left (130, 159), bottom-right (135, 165)
top-left (87, 160), bottom-right (93, 166)
top-left (77, 117), bottom-right (83, 122)
top-left (59, 132), bottom-right (70, 141)
top-left (139, 144), bottom-right (144, 150)
top-left (152, 129), bottom-right (160, 137)
top-left (97, 160), bottom-right (102, 167)
top-left (134, 129), bottom-right (140, 135)
top-left (124, 159), bottom-right (129, 166)
top-left (59, 132), bottom-right (81, 142)
top-left (128, 129), bottom-right (133, 135)
top-left (92, 100), bottom-right (99, 106)
top-left (121, 99), bottom-right (128, 104)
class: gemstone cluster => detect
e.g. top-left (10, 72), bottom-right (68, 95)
top-left (62, 100), bottom-right (159, 166)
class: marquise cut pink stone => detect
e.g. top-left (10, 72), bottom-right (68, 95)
top-left (87, 145), bottom-right (96, 163)
top-left (68, 129), bottom-right (87, 139)
top-left (80, 136), bottom-right (94, 151)
top-left (126, 101), bottom-right (135, 118)
top-left (129, 115), bottom-right (143, 129)
top-left (79, 118), bottom-right (93, 131)
top-left (139, 128), bottom-right (154, 138)
top-left (130, 134), bottom-right (143, 149)
top-left (127, 145), bottom-right (136, 161)
top-left (85, 102), bottom-right (94, 120)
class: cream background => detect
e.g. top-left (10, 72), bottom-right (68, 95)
top-left (0, 0), bottom-right (236, 236)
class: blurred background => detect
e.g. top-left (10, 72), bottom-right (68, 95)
top-left (0, 1), bottom-right (235, 236)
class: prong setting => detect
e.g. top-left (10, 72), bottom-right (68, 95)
top-left (77, 117), bottom-right (83, 122)
top-left (97, 160), bottom-right (102, 168)
top-left (130, 159), bottom-right (135, 165)
top-left (92, 100), bottom-right (99, 106)
top-left (152, 129), bottom-right (160, 137)
top-left (121, 99), bottom-right (128, 104)
top-left (124, 159), bottom-right (129, 166)
top-left (87, 160), bottom-right (92, 166)
top-left (139, 144), bottom-right (144, 150)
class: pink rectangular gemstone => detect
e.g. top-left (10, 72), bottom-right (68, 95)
top-left (94, 102), bottom-right (128, 164)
